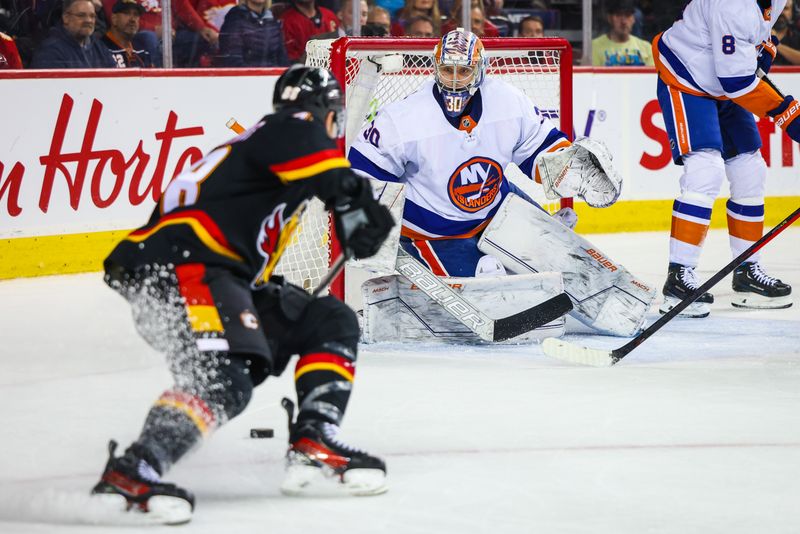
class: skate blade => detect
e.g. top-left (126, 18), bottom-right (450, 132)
top-left (92, 493), bottom-right (192, 525)
top-left (659, 296), bottom-right (709, 318)
top-left (731, 292), bottom-right (793, 310)
top-left (280, 465), bottom-right (387, 497)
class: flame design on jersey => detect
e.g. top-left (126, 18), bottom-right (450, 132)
top-left (251, 202), bottom-right (307, 289)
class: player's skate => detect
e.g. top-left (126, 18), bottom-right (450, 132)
top-left (91, 440), bottom-right (194, 525)
top-left (280, 400), bottom-right (386, 497)
top-left (659, 263), bottom-right (714, 318)
top-left (731, 262), bottom-right (792, 309)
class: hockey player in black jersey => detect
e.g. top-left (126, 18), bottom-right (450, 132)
top-left (90, 66), bottom-right (395, 524)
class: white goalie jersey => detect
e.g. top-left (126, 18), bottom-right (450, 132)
top-left (348, 78), bottom-right (570, 240)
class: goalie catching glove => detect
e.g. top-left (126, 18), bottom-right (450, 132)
top-left (536, 136), bottom-right (623, 208)
top-left (329, 173), bottom-right (395, 259)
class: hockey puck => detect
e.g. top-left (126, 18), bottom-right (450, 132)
top-left (250, 428), bottom-right (274, 439)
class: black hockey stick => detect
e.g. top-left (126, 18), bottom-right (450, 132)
top-left (395, 247), bottom-right (573, 342)
top-left (543, 205), bottom-right (800, 366)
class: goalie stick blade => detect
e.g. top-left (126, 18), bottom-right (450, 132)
top-left (492, 293), bottom-right (573, 342)
top-left (541, 337), bottom-right (619, 367)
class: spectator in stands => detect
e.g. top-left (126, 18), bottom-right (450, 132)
top-left (0, 30), bottom-right (23, 68)
top-left (774, 0), bottom-right (800, 65)
top-left (87, 0), bottom-right (109, 38)
top-left (175, 0), bottom-right (241, 66)
top-left (314, 0), bottom-right (368, 37)
top-left (518, 15), bottom-right (544, 37)
top-left (281, 0), bottom-right (339, 63)
top-left (31, 0), bottom-right (115, 67)
top-left (592, 0), bottom-right (652, 66)
top-left (365, 5), bottom-right (391, 36)
top-left (0, 0), bottom-right (38, 65)
top-left (442, 0), bottom-right (499, 37)
top-left (374, 0), bottom-right (403, 19)
top-left (217, 0), bottom-right (288, 66)
top-left (100, 0), bottom-right (219, 67)
top-left (102, 0), bottom-right (153, 67)
top-left (194, 0), bottom-right (237, 34)
top-left (102, 0), bottom-right (164, 38)
top-left (406, 14), bottom-right (436, 37)
top-left (390, 0), bottom-right (440, 37)
top-left (171, 0), bottom-right (221, 67)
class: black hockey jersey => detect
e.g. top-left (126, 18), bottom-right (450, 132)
top-left (105, 109), bottom-right (350, 287)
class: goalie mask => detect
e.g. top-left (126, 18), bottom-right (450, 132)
top-left (433, 28), bottom-right (487, 117)
top-left (273, 65), bottom-right (346, 137)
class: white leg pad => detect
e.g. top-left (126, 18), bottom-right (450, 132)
top-left (360, 271), bottom-right (566, 343)
top-left (477, 193), bottom-right (657, 337)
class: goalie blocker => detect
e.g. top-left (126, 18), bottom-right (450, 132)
top-left (478, 193), bottom-right (656, 337)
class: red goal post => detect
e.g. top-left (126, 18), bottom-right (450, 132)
top-left (279, 36), bottom-right (573, 300)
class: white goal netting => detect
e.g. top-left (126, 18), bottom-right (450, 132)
top-left (274, 37), bottom-right (572, 298)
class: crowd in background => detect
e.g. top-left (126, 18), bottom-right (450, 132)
top-left (2, 0), bottom-right (800, 69)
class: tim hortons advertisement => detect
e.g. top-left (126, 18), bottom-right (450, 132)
top-left (1, 69), bottom-right (799, 241)
top-left (0, 72), bottom-right (278, 238)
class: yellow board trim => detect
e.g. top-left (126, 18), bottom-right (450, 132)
top-left (2, 196), bottom-right (798, 280)
top-left (295, 362), bottom-right (355, 382)
top-left (275, 157), bottom-right (350, 182)
top-left (572, 196), bottom-right (800, 234)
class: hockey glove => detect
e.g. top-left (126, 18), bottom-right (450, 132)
top-left (757, 35), bottom-right (780, 75)
top-left (768, 94), bottom-right (800, 143)
top-left (331, 174), bottom-right (395, 260)
top-left (537, 137), bottom-right (622, 208)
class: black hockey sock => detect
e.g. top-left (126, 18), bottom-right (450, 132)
top-left (294, 342), bottom-right (357, 426)
top-left (132, 354), bottom-right (256, 473)
top-left (131, 392), bottom-right (211, 474)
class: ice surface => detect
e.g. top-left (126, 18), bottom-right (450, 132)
top-left (1, 229), bottom-right (799, 534)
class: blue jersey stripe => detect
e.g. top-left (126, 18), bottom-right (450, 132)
top-left (404, 191), bottom-right (505, 236)
top-left (658, 37), bottom-right (705, 93)
top-left (673, 199), bottom-right (712, 220)
top-left (519, 128), bottom-right (568, 176)
top-left (348, 147), bottom-right (402, 183)
top-left (718, 74), bottom-right (756, 94)
top-left (726, 200), bottom-right (764, 217)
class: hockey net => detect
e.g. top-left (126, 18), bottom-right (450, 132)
top-left (275, 37), bottom-right (573, 300)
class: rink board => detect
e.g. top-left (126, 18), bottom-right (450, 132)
top-left (1, 68), bottom-right (800, 278)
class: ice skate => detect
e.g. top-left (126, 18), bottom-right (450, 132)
top-left (731, 262), bottom-right (792, 309)
top-left (280, 411), bottom-right (387, 497)
top-left (659, 263), bottom-right (714, 318)
top-left (91, 440), bottom-right (194, 525)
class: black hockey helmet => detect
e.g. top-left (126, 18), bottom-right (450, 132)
top-left (273, 65), bottom-right (345, 134)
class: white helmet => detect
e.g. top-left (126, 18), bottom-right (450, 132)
top-left (433, 28), bottom-right (487, 117)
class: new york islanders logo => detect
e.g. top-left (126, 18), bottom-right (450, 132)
top-left (447, 157), bottom-right (503, 213)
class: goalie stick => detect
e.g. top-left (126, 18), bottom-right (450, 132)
top-left (395, 247), bottom-right (573, 342)
top-left (543, 205), bottom-right (800, 367)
